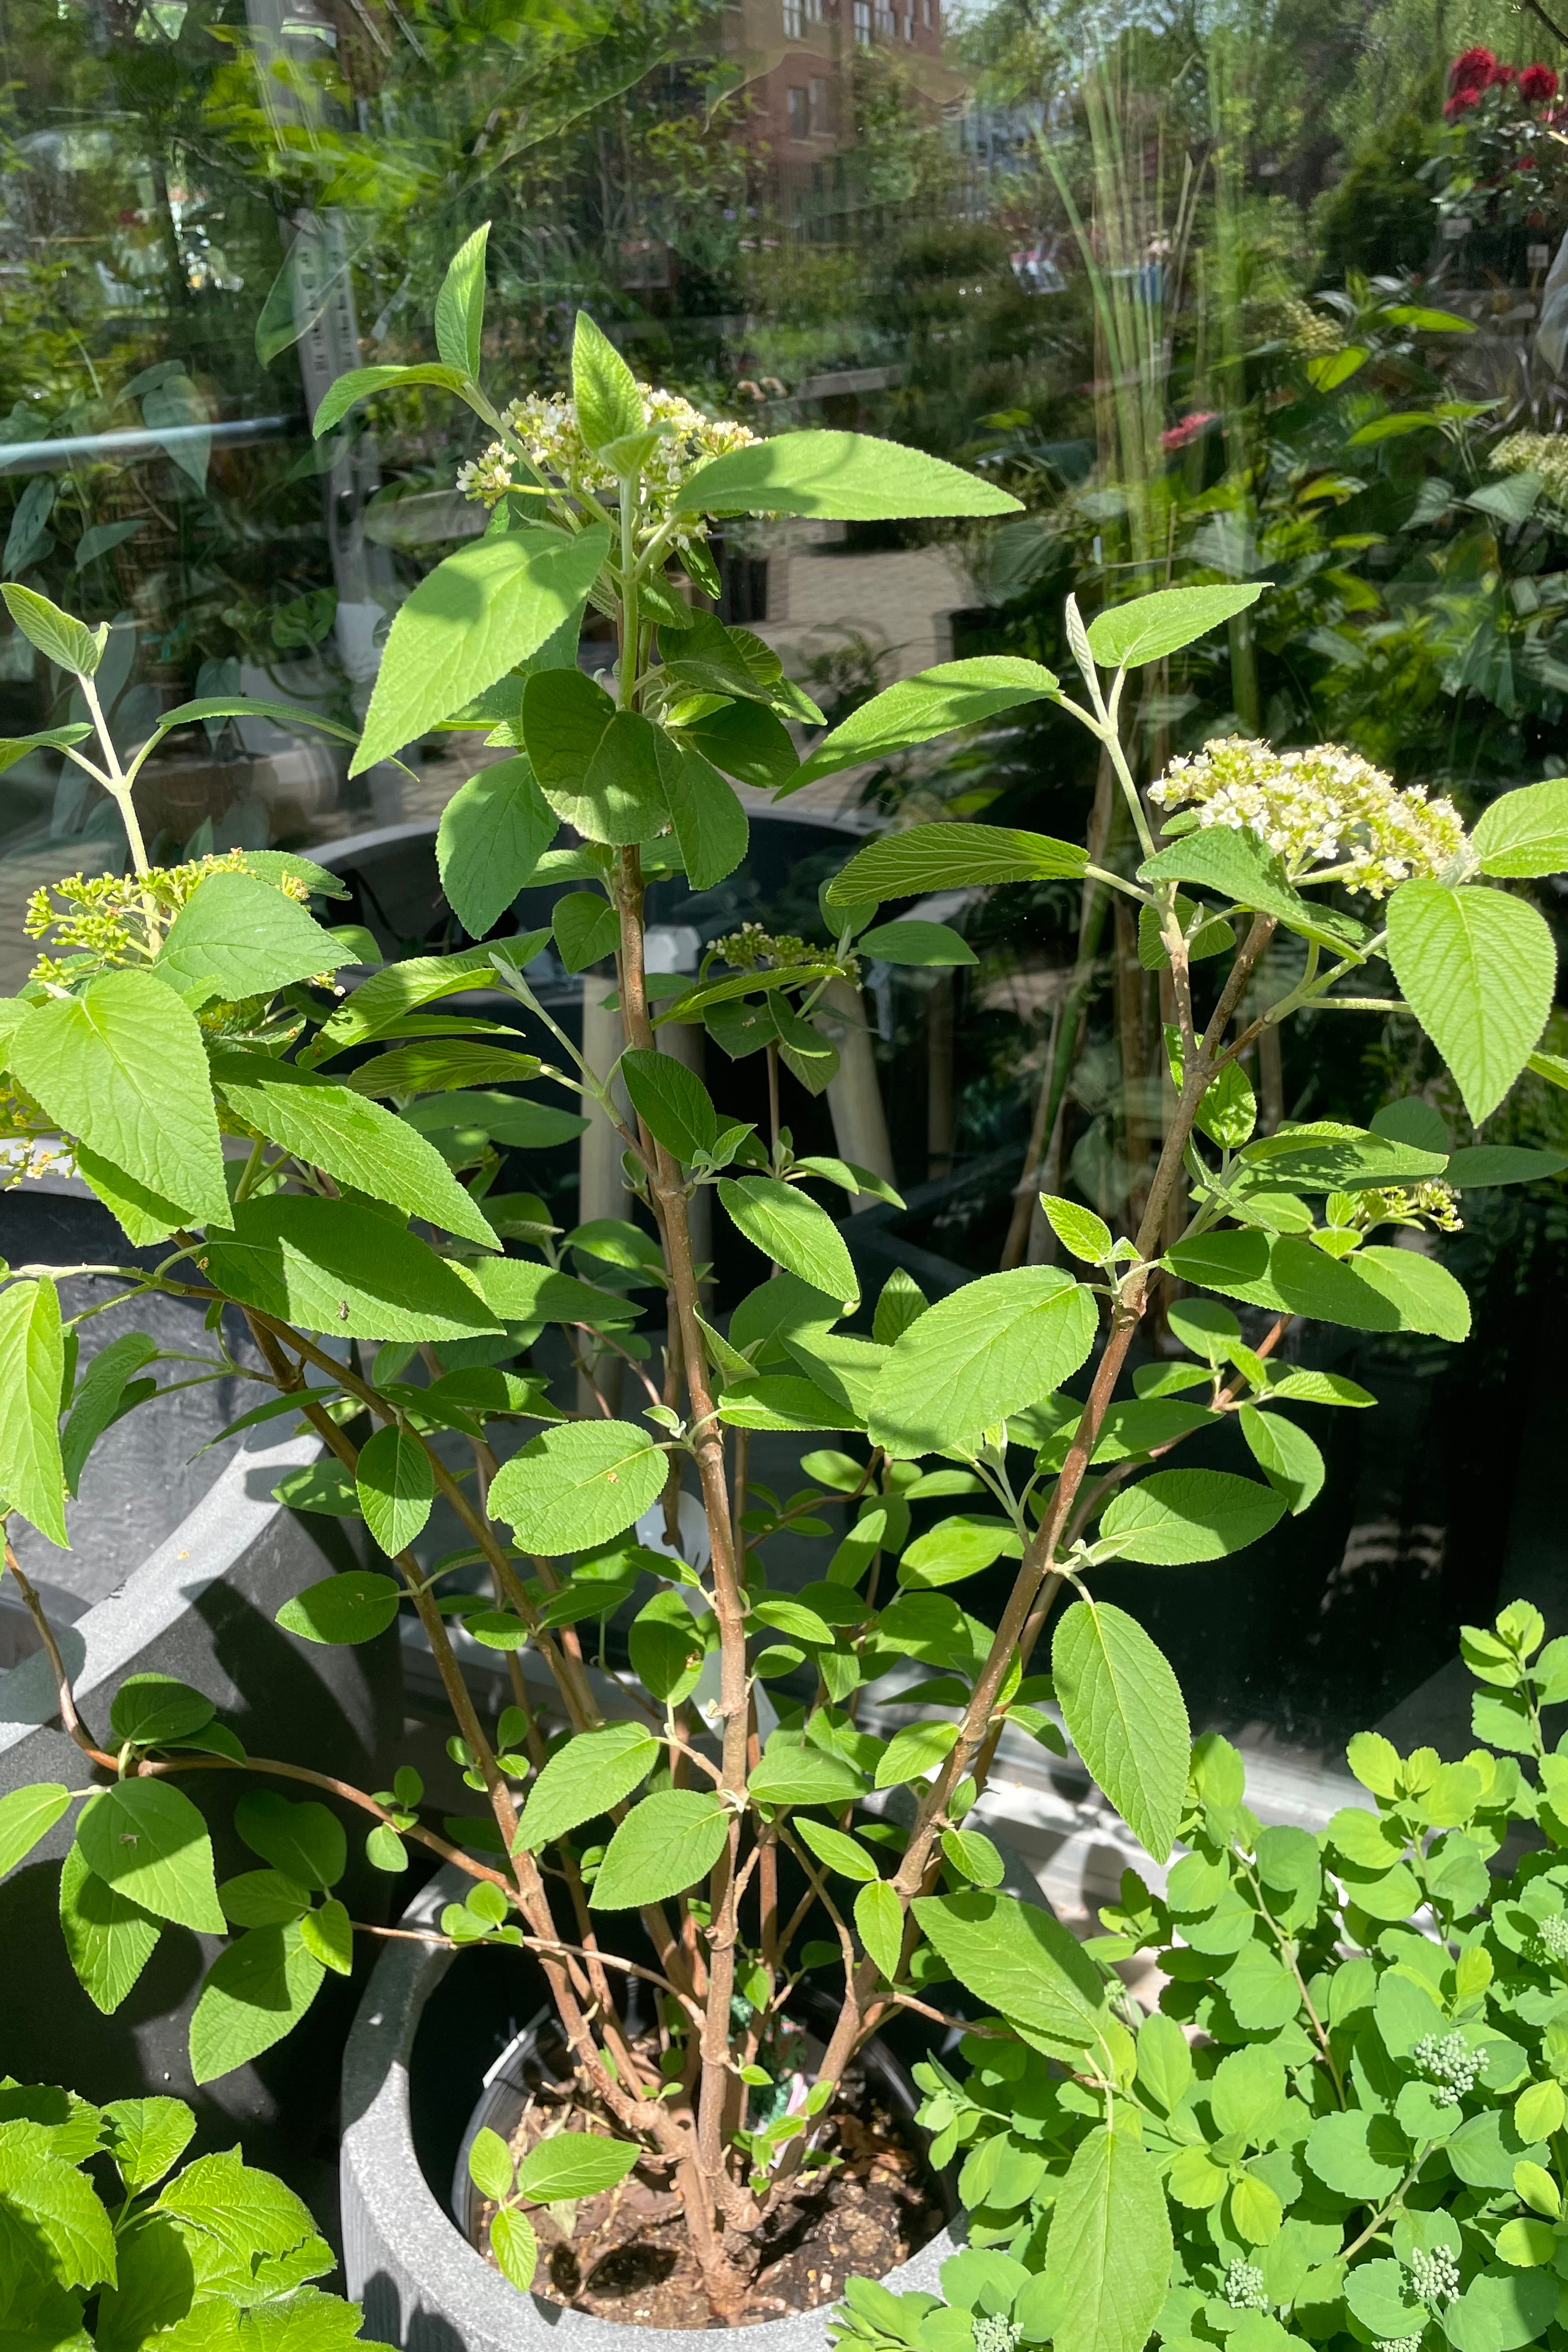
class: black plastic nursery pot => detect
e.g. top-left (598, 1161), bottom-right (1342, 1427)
top-left (0, 1184), bottom-right (401, 2192)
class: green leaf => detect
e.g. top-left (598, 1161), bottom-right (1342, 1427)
top-left (748, 1735), bottom-right (866, 1807)
top-left (0, 1276), bottom-right (67, 1545)
top-left (1304, 2109), bottom-right (1409, 2199)
top-left (273, 1461), bottom-right (358, 1516)
top-left (1386, 881), bottom-right (1556, 1122)
top-left (58, 1842), bottom-right (160, 2015)
top-left (109, 1676), bottom-right (214, 1748)
top-left (235, 1790), bottom-right (345, 1889)
top-left (76, 1781), bottom-right (224, 1933)
top-left (1039, 1195), bottom-right (1112, 1264)
top-left (155, 874), bottom-right (349, 1008)
top-left (188, 1922), bottom-right (325, 2085)
top-left (628, 1590), bottom-right (709, 1703)
top-left (1353, 1245), bottom-right (1471, 1342)
top-left (1053, 1600), bottom-right (1189, 1862)
top-left (1, 582), bottom-right (103, 674)
top-left (1473, 778), bottom-right (1568, 877)
top-left (678, 429), bottom-right (1022, 521)
top-left (589, 1788), bottom-right (729, 1909)
top-left (521, 667), bottom-right (667, 844)
top-left (1098, 1469), bottom-right (1285, 1564)
top-left (299, 1897), bottom-right (353, 1976)
top-left (1239, 1406), bottom-right (1324, 1514)
top-left (855, 1879), bottom-right (904, 1980)
top-left (572, 312), bottom-right (643, 453)
top-left (276, 1569), bottom-right (402, 1645)
top-left (464, 1254), bottom-right (642, 1330)
top-left (1043, 2126), bottom-right (1172, 2352)
top-left (0, 1781), bottom-right (72, 1875)
top-left (1444, 2268), bottom-right (1559, 2352)
top-left (491, 2207), bottom-right (538, 2292)
top-left (103, 2098), bottom-right (195, 2193)
top-left (875, 1719), bottom-right (960, 1787)
top-left (941, 1828), bottom-right (1006, 1887)
top-left (825, 821), bottom-right (1086, 909)
top-left (858, 919), bottom-right (977, 967)
top-left (0, 723), bottom-right (93, 778)
top-left (514, 1723), bottom-right (660, 1850)
top-left (467, 2125), bottom-right (513, 2202)
top-left (404, 1088), bottom-right (586, 1152)
top-left (154, 700), bottom-right (362, 760)
top-left (869, 1267), bottom-right (1097, 1458)
top-left (516, 2132), bottom-right (641, 2200)
top-left (347, 1038), bottom-right (541, 1097)
top-left (433, 222), bottom-right (489, 378)
top-left (718, 1177), bottom-right (859, 1307)
top-left (1446, 1144), bottom-right (1567, 1188)
top-left (0, 2133), bottom-right (117, 2294)
top-left (437, 755), bottom-right (559, 937)
top-left (1085, 584), bottom-right (1265, 671)
top-left (1164, 1228), bottom-right (1469, 1339)
top-left (656, 734), bottom-right (750, 887)
top-left (790, 657), bottom-right (1059, 789)
top-left (312, 360), bottom-right (470, 438)
top-left (900, 1514), bottom-right (1021, 1586)
top-left (211, 1056), bottom-right (495, 1250)
top-left (622, 1046), bottom-right (719, 1163)
top-left (912, 1890), bottom-right (1108, 2050)
top-left (793, 1819), bottom-right (878, 1881)
top-left (1139, 827), bottom-right (1362, 953)
top-left (354, 525), bottom-right (608, 775)
top-left (202, 1194), bottom-right (503, 1343)
top-left (220, 1869), bottom-right (312, 1928)
top-left (313, 940), bottom-right (522, 1056)
top-left (552, 890), bottom-right (619, 972)
top-left (488, 1419), bottom-right (668, 1554)
top-left (355, 1424), bottom-right (435, 1556)
top-left (873, 1267), bottom-right (929, 1345)
top-left (60, 1328), bottom-right (158, 1496)
top-left (10, 971), bottom-right (228, 1227)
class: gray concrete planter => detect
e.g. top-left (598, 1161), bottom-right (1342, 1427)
top-left (0, 1188), bottom-right (400, 2175)
top-left (342, 1839), bottom-right (1048, 2352)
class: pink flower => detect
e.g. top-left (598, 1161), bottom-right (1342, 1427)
top-left (1450, 46), bottom-right (1497, 90)
top-left (1520, 62), bottom-right (1559, 101)
top-left (1161, 411), bottom-right (1218, 452)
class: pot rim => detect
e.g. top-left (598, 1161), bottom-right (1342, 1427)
top-left (342, 1863), bottom-right (967, 2352)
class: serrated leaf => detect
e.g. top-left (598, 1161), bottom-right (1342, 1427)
top-left (1387, 881), bottom-right (1556, 1122)
top-left (522, 666), bottom-right (667, 844)
top-left (589, 1788), bottom-right (729, 1909)
top-left (0, 1781), bottom-right (72, 1875)
top-left (211, 1054), bottom-right (497, 1248)
top-left (677, 429), bottom-right (1021, 521)
top-left (235, 1792), bottom-right (345, 1891)
top-left (1238, 1405), bottom-right (1324, 1514)
top-left (437, 754), bottom-right (558, 937)
top-left (103, 2097), bottom-right (195, 2193)
top-left (718, 1176), bottom-right (859, 1306)
top-left (1052, 1600), bottom-right (1189, 1863)
top-left (791, 657), bottom-right (1059, 789)
top-left (433, 223), bottom-right (489, 377)
top-left (354, 526), bottom-right (607, 775)
top-left (0, 1276), bottom-right (68, 1545)
top-left (60, 1328), bottom-right (159, 1496)
top-left (312, 360), bottom-right (471, 438)
top-left (488, 1419), bottom-right (668, 1554)
top-left (869, 1266), bottom-right (1097, 1458)
top-left (572, 312), bottom-right (643, 452)
top-left (912, 1889), bottom-right (1108, 2050)
top-left (11, 971), bottom-right (228, 1227)
top-left (656, 734), bottom-right (749, 887)
top-left (551, 890), bottom-right (619, 973)
top-left (1473, 778), bottom-right (1568, 877)
top-left (514, 1723), bottom-right (660, 1850)
top-left (793, 1819), bottom-right (878, 1881)
top-left (1, 582), bottom-right (102, 673)
top-left (1086, 583), bottom-right (1265, 670)
top-left (299, 1897), bottom-right (353, 1976)
top-left (58, 1845), bottom-right (160, 2015)
top-left (1040, 1195), bottom-right (1112, 1264)
top-left (941, 1828), bottom-right (1006, 1887)
top-left (109, 1675), bottom-right (214, 1748)
top-left (622, 1046), bottom-right (719, 1163)
top-left (1043, 2126), bottom-right (1172, 2352)
top-left (202, 1192), bottom-right (503, 1343)
top-left (1098, 1469), bottom-right (1285, 1564)
top-left (516, 2132), bottom-right (640, 2200)
top-left (155, 873), bottom-right (349, 1007)
top-left (825, 821), bottom-right (1086, 909)
top-left (748, 1735), bottom-right (866, 1806)
top-left (75, 1781), bottom-right (224, 1934)
top-left (188, 1922), bottom-right (326, 2085)
top-left (491, 2206), bottom-right (538, 2291)
top-left (355, 1424), bottom-right (435, 1556)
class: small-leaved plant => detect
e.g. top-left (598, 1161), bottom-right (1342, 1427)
top-left (0, 225), bottom-right (1566, 2322)
top-left (830, 1602), bottom-right (1568, 2352)
top-left (0, 2074), bottom-right (385, 2346)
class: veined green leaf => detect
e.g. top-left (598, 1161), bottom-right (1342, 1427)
top-left (1473, 778), bottom-right (1568, 877)
top-left (589, 1788), bottom-right (729, 1909)
top-left (155, 873), bottom-right (349, 1007)
top-left (677, 429), bottom-right (1022, 521)
top-left (1097, 1469), bottom-right (1285, 1564)
top-left (1086, 583), bottom-right (1265, 670)
top-left (522, 666), bottom-right (668, 844)
top-left (513, 1723), bottom-right (660, 1850)
top-left (0, 1276), bottom-right (68, 1544)
top-left (188, 1921), bottom-right (326, 2085)
top-left (75, 1781), bottom-right (224, 1934)
top-left (855, 1879), bottom-right (904, 1980)
top-left (354, 525), bottom-right (608, 775)
top-left (515, 2132), bottom-right (640, 2200)
top-left (202, 1193), bottom-right (503, 1343)
top-left (0, 1781), bottom-right (72, 1877)
top-left (1387, 880), bottom-right (1555, 1122)
top-left (572, 311), bottom-right (643, 453)
top-left (718, 1177), bottom-right (859, 1307)
top-left (789, 657), bottom-right (1059, 790)
top-left (488, 1419), bottom-right (668, 1554)
top-left (869, 1267), bottom-right (1097, 1458)
top-left (355, 1424), bottom-right (435, 1556)
top-left (436, 755), bottom-right (559, 937)
top-left (912, 1889), bottom-right (1108, 2051)
top-left (622, 1046), bottom-right (720, 1163)
top-left (1042, 2126), bottom-right (1173, 2352)
top-left (433, 223), bottom-right (490, 379)
top-left (826, 821), bottom-right (1086, 908)
top-left (1052, 1600), bottom-right (1189, 1862)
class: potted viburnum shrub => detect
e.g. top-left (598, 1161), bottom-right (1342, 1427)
top-left (830, 1602), bottom-right (1568, 2352)
top-left (0, 224), bottom-right (1564, 2330)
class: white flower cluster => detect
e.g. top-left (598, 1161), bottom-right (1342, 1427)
top-left (1224, 2262), bottom-right (1269, 2311)
top-left (456, 386), bottom-right (757, 527)
top-left (1538, 1912), bottom-right (1568, 1961)
top-left (1408, 2245), bottom-right (1461, 2305)
top-left (1149, 737), bottom-right (1467, 899)
top-left (972, 2318), bottom-right (1021, 2352)
top-left (1492, 430), bottom-right (1568, 506)
top-left (1382, 2336), bottom-right (1422, 2351)
top-left (1413, 2031), bottom-right (1483, 2106)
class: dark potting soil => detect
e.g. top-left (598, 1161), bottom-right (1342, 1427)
top-left (474, 2063), bottom-right (944, 2329)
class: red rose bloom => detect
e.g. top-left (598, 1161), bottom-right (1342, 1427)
top-left (1444, 86), bottom-right (1481, 115)
top-left (1520, 62), bottom-right (1559, 101)
top-left (1491, 61), bottom-right (1517, 83)
top-left (1450, 45), bottom-right (1497, 90)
